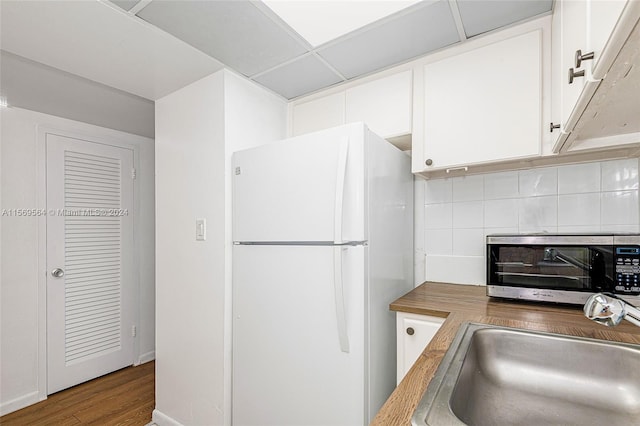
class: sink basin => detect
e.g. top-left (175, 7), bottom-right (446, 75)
top-left (412, 323), bottom-right (640, 426)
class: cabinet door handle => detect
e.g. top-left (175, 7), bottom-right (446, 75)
top-left (568, 68), bottom-right (585, 84)
top-left (406, 327), bottom-right (415, 335)
top-left (425, 159), bottom-right (433, 166)
top-left (550, 122), bottom-right (561, 132)
top-left (445, 166), bottom-right (468, 174)
top-left (575, 49), bottom-right (595, 68)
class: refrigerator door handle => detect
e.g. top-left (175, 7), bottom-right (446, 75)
top-left (333, 138), bottom-right (349, 244)
top-left (333, 246), bottom-right (350, 353)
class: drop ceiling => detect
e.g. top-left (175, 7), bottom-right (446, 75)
top-left (0, 0), bottom-right (553, 101)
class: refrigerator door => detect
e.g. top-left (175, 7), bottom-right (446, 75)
top-left (232, 124), bottom-right (366, 243)
top-left (232, 244), bottom-right (366, 426)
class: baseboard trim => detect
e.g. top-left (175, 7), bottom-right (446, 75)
top-left (0, 391), bottom-right (44, 416)
top-left (152, 409), bottom-right (183, 426)
top-left (137, 350), bottom-right (156, 365)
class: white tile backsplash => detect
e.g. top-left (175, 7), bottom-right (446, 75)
top-left (519, 167), bottom-right (557, 197)
top-left (601, 158), bottom-right (639, 191)
top-left (421, 159), bottom-right (640, 285)
top-left (425, 178), bottom-right (452, 204)
top-left (558, 162), bottom-right (601, 194)
top-left (601, 190), bottom-right (639, 225)
top-left (484, 199), bottom-right (519, 228)
top-left (425, 203), bottom-right (453, 229)
top-left (558, 193), bottom-right (601, 226)
top-left (425, 255), bottom-right (486, 285)
top-left (453, 228), bottom-right (485, 256)
top-left (453, 201), bottom-right (484, 228)
top-left (558, 225), bottom-right (602, 233)
top-left (484, 171), bottom-right (519, 200)
top-left (425, 229), bottom-right (452, 255)
top-left (452, 175), bottom-right (484, 202)
top-left (519, 195), bottom-right (557, 232)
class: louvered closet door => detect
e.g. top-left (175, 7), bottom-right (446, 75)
top-left (46, 133), bottom-right (134, 394)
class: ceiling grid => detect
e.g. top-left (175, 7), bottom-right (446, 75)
top-left (0, 0), bottom-right (554, 101)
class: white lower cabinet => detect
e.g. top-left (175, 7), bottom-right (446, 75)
top-left (396, 312), bottom-right (445, 384)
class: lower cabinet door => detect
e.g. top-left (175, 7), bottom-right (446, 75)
top-left (396, 312), bottom-right (445, 384)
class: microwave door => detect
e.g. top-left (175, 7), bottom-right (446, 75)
top-left (491, 245), bottom-right (594, 290)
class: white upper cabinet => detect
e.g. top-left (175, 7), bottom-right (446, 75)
top-left (589, 0), bottom-right (628, 78)
top-left (291, 92), bottom-right (345, 137)
top-left (290, 70), bottom-right (413, 150)
top-left (418, 30), bottom-right (542, 172)
top-left (345, 70), bottom-right (413, 140)
top-left (551, 0), bottom-right (630, 151)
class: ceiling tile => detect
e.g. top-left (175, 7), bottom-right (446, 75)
top-left (0, 0), bottom-right (223, 100)
top-left (457, 0), bottom-right (553, 38)
top-left (318, 0), bottom-right (460, 79)
top-left (253, 54), bottom-right (343, 99)
top-left (137, 0), bottom-right (309, 77)
top-left (262, 0), bottom-right (421, 47)
top-left (108, 0), bottom-right (140, 12)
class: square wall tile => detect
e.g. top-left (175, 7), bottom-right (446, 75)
top-left (519, 167), bottom-right (557, 197)
top-left (484, 199), bottom-right (519, 228)
top-left (425, 254), bottom-right (485, 285)
top-left (453, 228), bottom-right (485, 256)
top-left (601, 158), bottom-right (639, 192)
top-left (425, 178), bottom-right (452, 204)
top-left (558, 193), bottom-right (601, 226)
top-left (558, 225), bottom-right (601, 233)
top-left (452, 175), bottom-right (484, 202)
top-left (600, 224), bottom-right (640, 233)
top-left (519, 195), bottom-right (557, 232)
top-left (425, 229), bottom-right (452, 255)
top-left (484, 171), bottom-right (519, 200)
top-left (558, 162), bottom-right (601, 194)
top-left (425, 203), bottom-right (453, 229)
top-left (453, 201), bottom-right (484, 228)
top-left (601, 191), bottom-right (639, 225)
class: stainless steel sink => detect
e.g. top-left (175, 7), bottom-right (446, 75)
top-left (412, 323), bottom-right (640, 426)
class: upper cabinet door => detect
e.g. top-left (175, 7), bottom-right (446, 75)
top-left (420, 30), bottom-right (542, 170)
top-left (559, 0), bottom-right (588, 125)
top-left (292, 92), bottom-right (345, 137)
top-left (588, 0), bottom-right (627, 77)
top-left (345, 70), bottom-right (413, 140)
top-left (550, 0), bottom-right (630, 151)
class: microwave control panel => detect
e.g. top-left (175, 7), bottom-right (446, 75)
top-left (614, 246), bottom-right (640, 293)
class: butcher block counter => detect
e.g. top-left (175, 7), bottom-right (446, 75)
top-left (372, 282), bottom-right (640, 426)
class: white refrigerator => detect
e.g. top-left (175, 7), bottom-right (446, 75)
top-left (231, 123), bottom-right (413, 426)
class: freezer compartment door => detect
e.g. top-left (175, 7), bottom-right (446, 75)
top-left (232, 245), bottom-right (366, 426)
top-left (232, 124), bottom-right (365, 243)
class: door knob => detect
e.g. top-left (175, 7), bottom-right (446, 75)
top-left (51, 268), bottom-right (64, 278)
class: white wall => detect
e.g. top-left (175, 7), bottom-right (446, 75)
top-left (0, 106), bottom-right (155, 415)
top-left (222, 69), bottom-right (287, 422)
top-left (1, 51), bottom-right (155, 139)
top-left (154, 69), bottom-right (286, 426)
top-left (418, 158), bottom-right (640, 285)
top-left (154, 71), bottom-right (227, 426)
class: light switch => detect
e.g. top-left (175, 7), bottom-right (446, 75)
top-left (196, 218), bottom-right (206, 241)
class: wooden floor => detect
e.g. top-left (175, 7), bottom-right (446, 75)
top-left (0, 361), bottom-right (154, 426)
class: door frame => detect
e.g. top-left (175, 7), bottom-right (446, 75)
top-left (36, 124), bottom-right (146, 402)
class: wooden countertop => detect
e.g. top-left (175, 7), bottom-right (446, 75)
top-left (371, 282), bottom-right (640, 426)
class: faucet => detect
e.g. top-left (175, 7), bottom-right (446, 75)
top-left (584, 293), bottom-right (640, 327)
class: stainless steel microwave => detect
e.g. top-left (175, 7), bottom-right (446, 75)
top-left (486, 234), bottom-right (640, 305)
